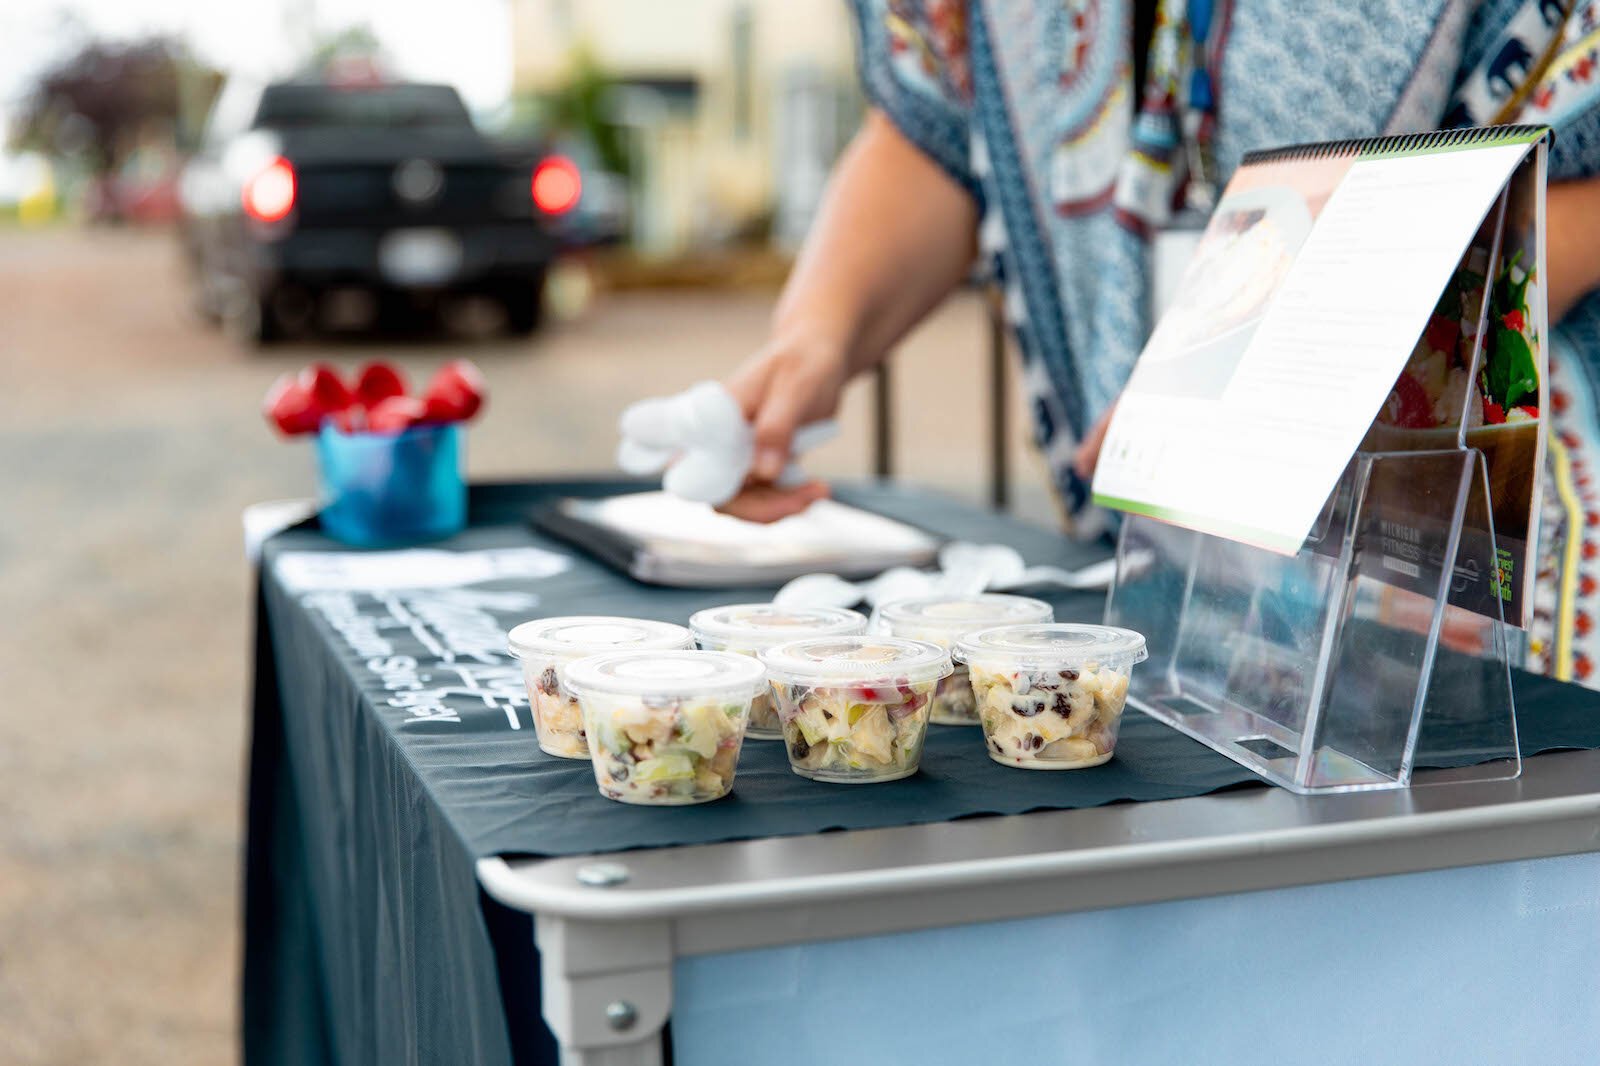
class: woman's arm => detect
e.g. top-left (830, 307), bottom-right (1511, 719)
top-left (1544, 175), bottom-right (1600, 323)
top-left (720, 109), bottom-right (979, 522)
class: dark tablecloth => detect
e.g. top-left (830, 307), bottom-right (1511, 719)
top-left (242, 480), bottom-right (1600, 1066)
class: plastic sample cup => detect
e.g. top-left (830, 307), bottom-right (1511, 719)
top-left (688, 604), bottom-right (867, 740)
top-left (506, 617), bottom-right (691, 760)
top-left (955, 624), bottom-right (1148, 770)
top-left (759, 636), bottom-right (951, 784)
top-left (564, 649), bottom-right (767, 805)
top-left (879, 594), bottom-right (1053, 726)
top-left (315, 422), bottom-right (465, 547)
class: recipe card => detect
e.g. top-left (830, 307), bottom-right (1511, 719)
top-left (1093, 125), bottom-right (1549, 624)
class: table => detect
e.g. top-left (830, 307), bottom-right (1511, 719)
top-left (245, 481), bottom-right (1600, 1066)
top-left (481, 752), bottom-right (1600, 1065)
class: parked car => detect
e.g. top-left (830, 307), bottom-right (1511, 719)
top-left (179, 77), bottom-right (585, 342)
top-left (86, 146), bottom-right (182, 225)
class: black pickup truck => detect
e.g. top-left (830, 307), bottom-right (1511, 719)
top-left (180, 79), bottom-right (584, 342)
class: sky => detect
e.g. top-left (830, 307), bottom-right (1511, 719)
top-left (0, 0), bottom-right (515, 122)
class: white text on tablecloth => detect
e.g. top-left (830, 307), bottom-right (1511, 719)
top-left (299, 587), bottom-right (540, 730)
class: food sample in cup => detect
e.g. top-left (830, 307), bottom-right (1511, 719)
top-left (688, 604), bottom-right (867, 739)
top-left (564, 649), bottom-right (766, 805)
top-left (878, 594), bottom-right (1053, 726)
top-left (955, 624), bottom-right (1147, 770)
top-left (759, 636), bottom-right (951, 783)
top-left (506, 616), bottom-right (691, 760)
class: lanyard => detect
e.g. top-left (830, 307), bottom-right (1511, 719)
top-left (1180, 0), bottom-right (1221, 211)
top-left (1115, 0), bottom-right (1226, 229)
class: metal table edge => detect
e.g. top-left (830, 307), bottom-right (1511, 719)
top-left (477, 749), bottom-right (1600, 923)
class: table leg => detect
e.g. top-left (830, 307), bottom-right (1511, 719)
top-left (986, 283), bottom-right (1010, 512)
top-left (536, 914), bottom-right (673, 1066)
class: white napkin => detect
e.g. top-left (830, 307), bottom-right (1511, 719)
top-left (773, 543), bottom-right (1138, 609)
top-left (616, 381), bottom-right (838, 506)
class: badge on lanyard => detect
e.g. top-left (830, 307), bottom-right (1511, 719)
top-left (1115, 0), bottom-right (1222, 234)
top-left (1181, 0), bottom-right (1218, 211)
top-left (1150, 0), bottom-right (1224, 319)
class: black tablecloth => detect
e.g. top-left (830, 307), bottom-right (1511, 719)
top-left (242, 480), bottom-right (1600, 1066)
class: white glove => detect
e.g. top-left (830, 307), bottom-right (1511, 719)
top-left (616, 381), bottom-right (838, 506)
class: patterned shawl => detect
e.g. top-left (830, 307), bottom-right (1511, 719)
top-left (851, 0), bottom-right (1600, 525)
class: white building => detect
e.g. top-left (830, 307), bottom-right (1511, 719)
top-left (509, 0), bottom-right (861, 254)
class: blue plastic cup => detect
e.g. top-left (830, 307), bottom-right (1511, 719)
top-left (314, 422), bottom-right (466, 547)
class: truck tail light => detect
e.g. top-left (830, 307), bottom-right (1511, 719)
top-left (531, 156), bottom-right (581, 215)
top-left (243, 157), bottom-right (297, 223)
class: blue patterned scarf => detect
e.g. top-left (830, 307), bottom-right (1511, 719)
top-left (852, 0), bottom-right (1600, 520)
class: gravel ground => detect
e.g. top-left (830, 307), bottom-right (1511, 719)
top-left (0, 225), bottom-right (1060, 1064)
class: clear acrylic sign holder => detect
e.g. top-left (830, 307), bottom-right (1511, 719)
top-left (1097, 128), bottom-right (1553, 795)
top-left (1105, 446), bottom-right (1520, 794)
top-left (1100, 160), bottom-right (1536, 797)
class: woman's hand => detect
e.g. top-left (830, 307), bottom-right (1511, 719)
top-left (1545, 175), bottom-right (1600, 323)
top-left (718, 333), bottom-right (848, 523)
top-left (1073, 402), bottom-right (1117, 481)
top-left (711, 110), bottom-right (980, 523)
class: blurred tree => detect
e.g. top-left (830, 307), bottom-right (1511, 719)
top-left (302, 23), bottom-right (387, 77)
top-left (11, 38), bottom-right (221, 175)
top-left (516, 44), bottom-right (632, 177)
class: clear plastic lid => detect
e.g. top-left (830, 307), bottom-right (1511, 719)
top-left (954, 623), bottom-right (1148, 670)
top-left (689, 603), bottom-right (867, 650)
top-left (758, 635), bottom-right (951, 687)
top-left (506, 616), bottom-right (691, 663)
top-left (878, 594), bottom-right (1053, 645)
top-left (564, 649), bottom-right (767, 701)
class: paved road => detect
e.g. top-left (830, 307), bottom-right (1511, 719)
top-left (0, 226), bottom-right (1061, 1064)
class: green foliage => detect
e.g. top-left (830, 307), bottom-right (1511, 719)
top-left (12, 37), bottom-right (220, 173)
top-left (1488, 327), bottom-right (1538, 409)
top-left (519, 44), bottom-right (631, 177)
top-left (303, 23), bottom-right (384, 75)
top-left (1479, 247), bottom-right (1539, 411)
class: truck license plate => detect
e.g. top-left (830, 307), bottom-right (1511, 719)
top-left (378, 229), bottom-right (462, 286)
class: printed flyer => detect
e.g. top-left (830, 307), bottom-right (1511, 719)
top-left (1093, 126), bottom-right (1549, 625)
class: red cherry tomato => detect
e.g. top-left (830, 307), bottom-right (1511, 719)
top-left (263, 373), bottom-right (322, 436)
top-left (353, 361), bottom-right (408, 409)
top-left (1388, 372), bottom-right (1435, 429)
top-left (421, 359), bottom-right (486, 422)
top-left (298, 363), bottom-right (352, 418)
top-left (420, 391), bottom-right (465, 424)
top-left (329, 407), bottom-right (363, 434)
top-left (1423, 315), bottom-right (1460, 357)
top-left (366, 395), bottom-right (428, 433)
